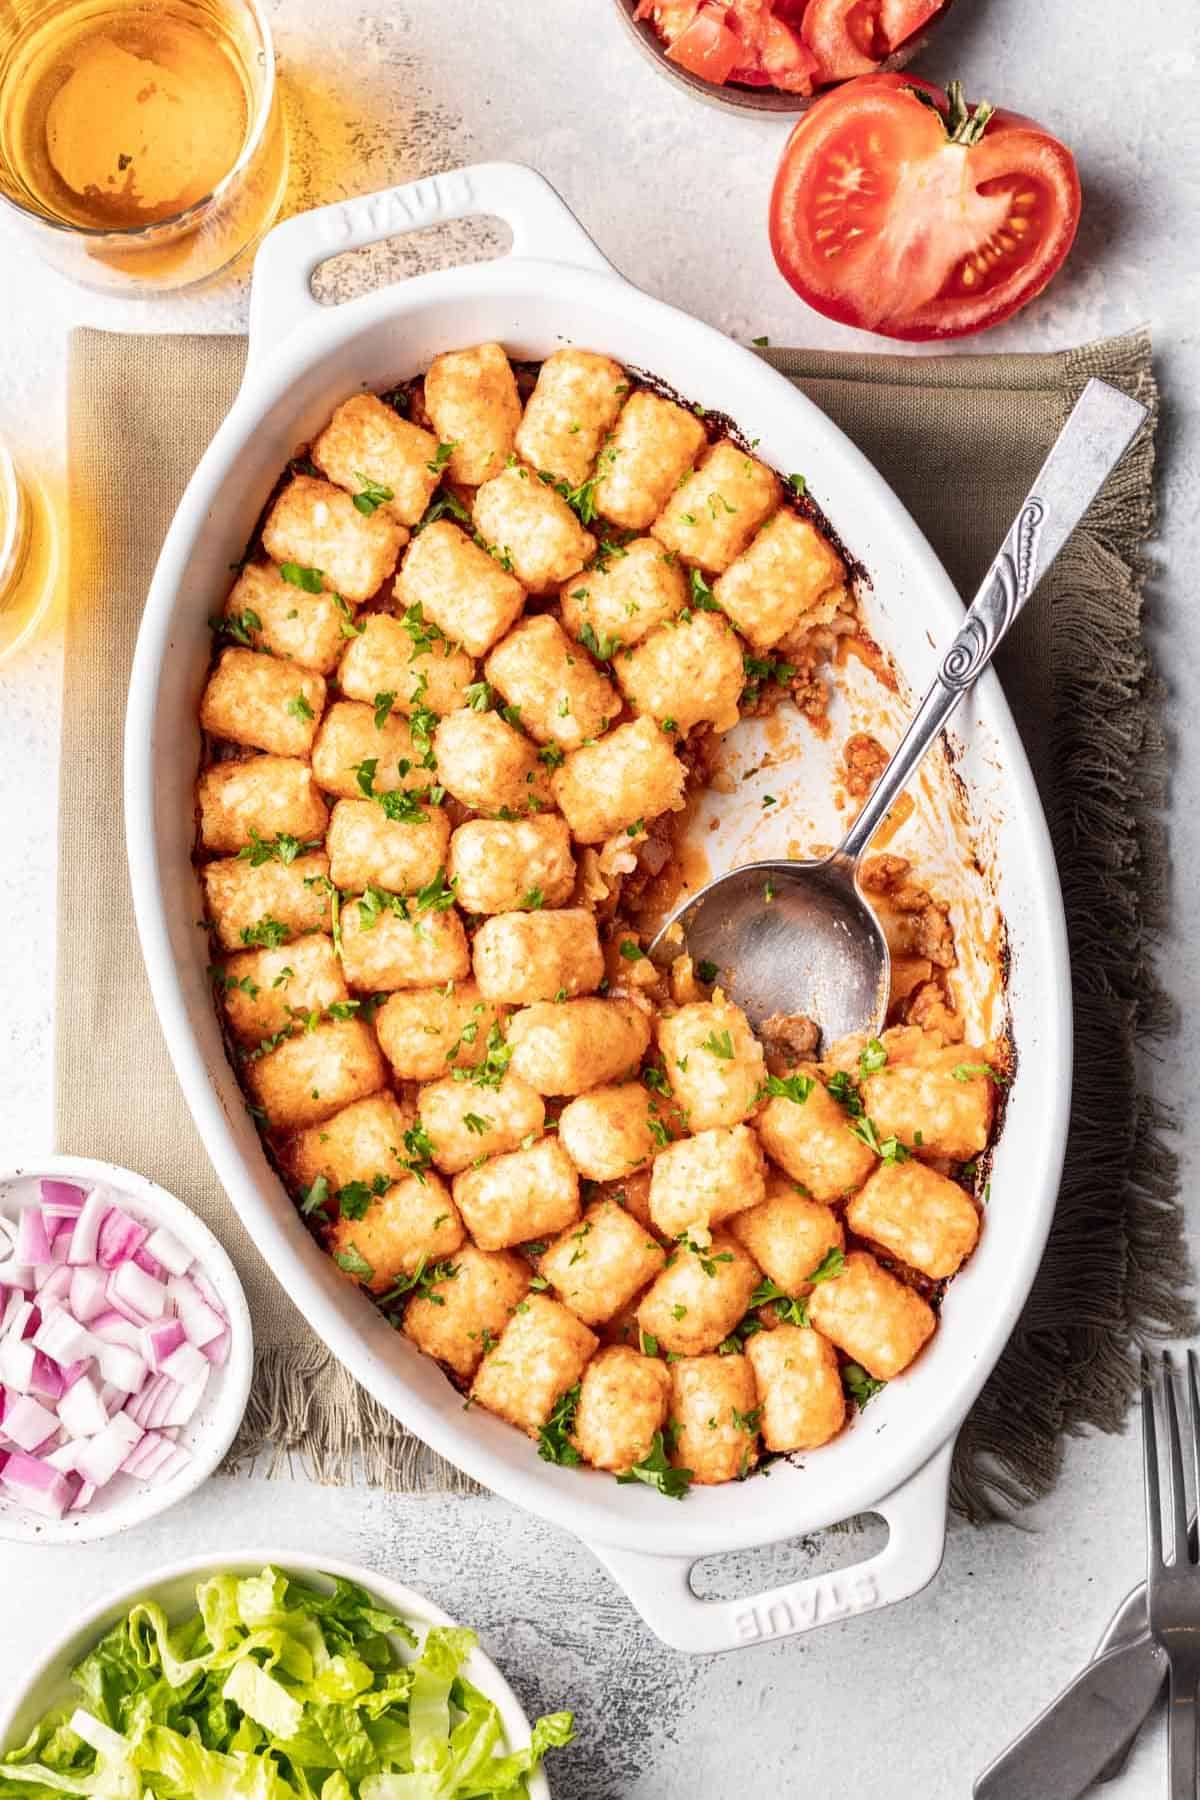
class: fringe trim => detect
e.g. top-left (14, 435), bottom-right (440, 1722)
top-left (224, 1342), bottom-right (482, 1494)
top-left (951, 328), bottom-right (1196, 1521)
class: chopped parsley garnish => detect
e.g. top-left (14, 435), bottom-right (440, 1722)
top-left (464, 680), bottom-right (492, 711)
top-left (463, 1112), bottom-right (492, 1136)
top-left (619, 939), bottom-right (645, 962)
top-left (826, 1070), bottom-right (865, 1116)
top-left (239, 915), bottom-right (290, 949)
top-left (333, 1243), bottom-right (374, 1281)
top-left (702, 1029), bottom-right (735, 1059)
top-left (763, 1072), bottom-right (814, 1105)
top-left (787, 473), bottom-right (807, 496)
top-left (236, 829), bottom-right (317, 867)
top-left (412, 869), bottom-right (458, 913)
top-left (752, 335), bottom-right (769, 347)
top-left (286, 691), bottom-right (314, 722)
top-left (377, 787), bottom-right (430, 824)
top-left (454, 1022), bottom-right (512, 1091)
top-left (499, 702), bottom-right (523, 728)
top-left (416, 489), bottom-right (471, 530)
top-left (679, 1235), bottom-right (735, 1278)
top-left (218, 606), bottom-right (262, 646)
top-left (688, 567), bottom-right (721, 611)
top-left (849, 1114), bottom-right (911, 1163)
top-left (299, 1174), bottom-right (330, 1217)
top-left (336, 1173), bottom-right (390, 1221)
top-left (353, 757), bottom-right (378, 797)
top-left (616, 1431), bottom-right (693, 1500)
top-left (538, 743), bottom-right (565, 769)
top-left (352, 472), bottom-right (395, 516)
top-left (279, 562), bottom-right (324, 593)
top-left (639, 1329), bottom-right (658, 1356)
top-left (537, 1383), bottom-right (582, 1466)
top-left (426, 440), bottom-right (458, 474)
top-left (380, 1254), bottom-right (460, 1308)
top-left (332, 591), bottom-right (362, 638)
top-left (843, 1362), bottom-right (886, 1408)
top-left (400, 602), bottom-right (446, 657)
top-left (952, 1061), bottom-right (1008, 1085)
top-left (696, 959), bottom-right (719, 984)
top-left (520, 887), bottom-right (545, 911)
top-left (731, 1405), bottom-right (762, 1434)
top-left (373, 690), bottom-right (396, 728)
top-left (642, 1065), bottom-right (671, 1095)
top-left (860, 1038), bottom-right (888, 1076)
top-left (578, 621), bottom-right (620, 663)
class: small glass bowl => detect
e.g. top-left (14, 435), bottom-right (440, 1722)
top-left (610, 0), bottom-right (954, 117)
top-left (0, 441), bottom-right (58, 665)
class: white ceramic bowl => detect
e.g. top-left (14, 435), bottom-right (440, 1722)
top-left (124, 163), bottom-right (1071, 1652)
top-left (0, 1155), bottom-right (253, 1544)
top-left (0, 1550), bottom-right (552, 1800)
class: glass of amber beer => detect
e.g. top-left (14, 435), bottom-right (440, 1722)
top-left (0, 0), bottom-right (287, 292)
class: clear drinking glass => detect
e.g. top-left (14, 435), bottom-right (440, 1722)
top-left (0, 442), bottom-right (59, 664)
top-left (0, 0), bottom-right (288, 293)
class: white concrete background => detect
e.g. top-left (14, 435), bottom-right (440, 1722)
top-left (1, 1), bottom-right (1197, 1792)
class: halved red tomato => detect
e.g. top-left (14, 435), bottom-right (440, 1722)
top-left (769, 74), bottom-right (1081, 340)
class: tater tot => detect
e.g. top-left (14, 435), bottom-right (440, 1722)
top-left (861, 1036), bottom-right (995, 1161)
top-left (311, 392), bottom-right (443, 526)
top-left (806, 1250), bottom-right (935, 1380)
top-left (484, 613), bottom-right (618, 749)
top-left (473, 909), bottom-right (604, 1004)
top-left (652, 441), bottom-right (782, 573)
top-left (637, 1230), bottom-right (761, 1357)
top-left (219, 933), bottom-right (346, 1046)
top-left (729, 1174), bottom-right (844, 1293)
top-left (393, 522), bottom-right (525, 658)
top-left (559, 536), bottom-right (688, 651)
top-left (375, 982), bottom-right (505, 1084)
top-left (756, 1074), bottom-right (877, 1202)
top-left (262, 475), bottom-right (407, 603)
top-left (197, 756), bottom-right (329, 855)
top-left (422, 342), bottom-right (523, 487)
top-left (615, 610), bottom-right (744, 735)
top-left (453, 1137), bottom-right (580, 1252)
top-left (337, 613), bottom-right (476, 716)
top-left (448, 816), bottom-right (575, 915)
top-left (433, 708), bottom-right (552, 816)
top-left (648, 1124), bottom-right (766, 1240)
top-left (573, 1345), bottom-right (671, 1472)
top-left (328, 1171), bottom-right (464, 1295)
top-left (223, 561), bottom-right (345, 674)
top-left (551, 715), bottom-right (686, 843)
top-left (310, 701), bottom-right (431, 801)
top-left (541, 1198), bottom-right (666, 1326)
top-left (593, 390), bottom-right (707, 531)
top-left (557, 1082), bottom-right (660, 1181)
top-left (418, 1072), bottom-right (545, 1174)
top-left (713, 510), bottom-right (846, 650)
top-left (845, 1159), bottom-right (979, 1279)
top-left (507, 998), bottom-right (652, 1095)
top-left (745, 1325), bottom-right (846, 1452)
top-left (472, 466), bottom-right (596, 595)
top-left (285, 1090), bottom-right (414, 1195)
top-left (669, 1354), bottom-right (760, 1485)
top-left (470, 1292), bottom-right (598, 1435)
top-left (340, 894), bottom-right (469, 992)
top-left (244, 1018), bottom-right (385, 1132)
top-left (326, 798), bottom-right (450, 895)
top-left (403, 1244), bottom-right (530, 1381)
top-left (658, 999), bottom-right (765, 1131)
top-left (514, 349), bottom-right (628, 488)
top-left (202, 851), bottom-right (330, 951)
top-left (200, 647), bottom-right (326, 757)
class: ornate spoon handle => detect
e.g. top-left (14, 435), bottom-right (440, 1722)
top-left (841, 378), bottom-right (1148, 863)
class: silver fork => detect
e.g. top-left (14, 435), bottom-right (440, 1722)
top-left (1144, 1351), bottom-right (1200, 1796)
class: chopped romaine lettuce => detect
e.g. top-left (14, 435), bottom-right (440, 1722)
top-left (0, 1568), bottom-right (573, 1799)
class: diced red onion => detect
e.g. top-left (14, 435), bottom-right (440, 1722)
top-left (32, 1309), bottom-right (93, 1366)
top-left (57, 1375), bottom-right (108, 1438)
top-left (1, 1297), bottom-right (36, 1341)
top-left (0, 1338), bottom-right (36, 1393)
top-left (37, 1265), bottom-right (73, 1309)
top-left (180, 1300), bottom-right (224, 1350)
top-left (66, 1188), bottom-right (111, 1266)
top-left (89, 1309), bottom-right (144, 1347)
top-left (202, 1329), bottom-right (231, 1367)
top-left (95, 1341), bottom-right (146, 1394)
top-left (39, 1180), bottom-right (87, 1213)
top-left (132, 1248), bottom-right (164, 1280)
top-left (68, 1266), bottom-right (108, 1323)
top-left (43, 1441), bottom-right (80, 1473)
top-left (73, 1414), bottom-right (143, 1489)
top-left (142, 1320), bottom-right (186, 1372)
top-left (145, 1227), bottom-right (193, 1278)
top-left (0, 1450), bottom-right (77, 1518)
top-left (14, 1209), bottom-right (50, 1267)
top-left (188, 1270), bottom-right (226, 1319)
top-left (30, 1352), bottom-right (65, 1403)
top-left (110, 1261), bottom-right (167, 1322)
top-left (96, 1207), bottom-right (150, 1271)
top-left (161, 1376), bottom-right (208, 1429)
top-left (0, 1262), bottom-right (34, 1290)
top-left (160, 1341), bottom-right (208, 1385)
top-left (1, 1393), bottom-right (59, 1451)
top-left (68, 1480), bottom-right (96, 1511)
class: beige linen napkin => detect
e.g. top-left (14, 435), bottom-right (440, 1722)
top-left (59, 326), bottom-right (1186, 1515)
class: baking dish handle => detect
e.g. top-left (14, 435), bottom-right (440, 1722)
top-left (248, 161), bottom-right (617, 360)
top-left (588, 1438), bottom-right (953, 1655)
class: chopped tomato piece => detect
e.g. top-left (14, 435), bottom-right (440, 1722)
top-left (879, 0), bottom-right (945, 48)
top-left (801, 0), bottom-right (886, 81)
top-left (759, 19), bottom-right (819, 93)
top-left (664, 4), bottom-right (743, 82)
top-left (769, 74), bottom-right (1082, 341)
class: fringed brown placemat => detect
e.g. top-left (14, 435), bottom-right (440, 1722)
top-left (58, 324), bottom-right (1189, 1514)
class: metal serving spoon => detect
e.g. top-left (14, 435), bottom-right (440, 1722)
top-left (650, 377), bottom-right (1148, 1041)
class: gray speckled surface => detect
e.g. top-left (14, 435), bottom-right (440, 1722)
top-left (1, 1), bottom-right (1197, 1791)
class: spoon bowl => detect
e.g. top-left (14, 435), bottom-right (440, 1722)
top-left (651, 378), bottom-right (1149, 1045)
top-left (658, 854), bottom-right (890, 1041)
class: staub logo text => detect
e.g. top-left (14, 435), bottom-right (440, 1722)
top-left (732, 1571), bottom-right (880, 1643)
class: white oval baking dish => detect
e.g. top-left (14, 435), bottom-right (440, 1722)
top-left (125, 162), bottom-right (1071, 1654)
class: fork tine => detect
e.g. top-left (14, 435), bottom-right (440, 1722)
top-left (1162, 1351), bottom-right (1190, 1565)
top-left (1144, 1351), bottom-right (1163, 1570)
top-left (1188, 1350), bottom-right (1200, 1563)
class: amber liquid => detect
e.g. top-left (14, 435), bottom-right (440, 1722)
top-left (0, 0), bottom-right (287, 289)
top-left (0, 460), bottom-right (60, 665)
